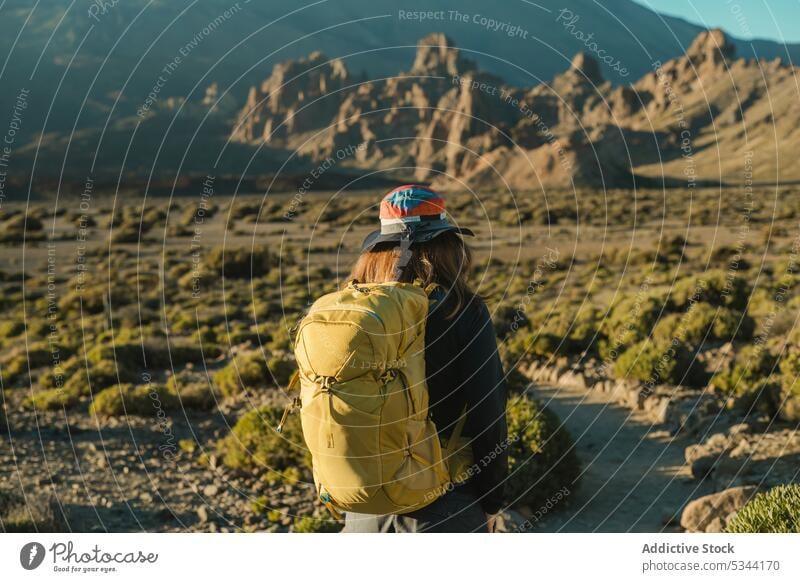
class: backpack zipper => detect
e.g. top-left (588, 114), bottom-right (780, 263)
top-left (309, 304), bottom-right (386, 329)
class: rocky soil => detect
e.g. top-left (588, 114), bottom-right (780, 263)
top-left (0, 394), bottom-right (318, 532)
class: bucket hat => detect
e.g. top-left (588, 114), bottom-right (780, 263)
top-left (360, 184), bottom-right (474, 252)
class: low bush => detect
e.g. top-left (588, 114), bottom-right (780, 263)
top-left (166, 374), bottom-right (220, 410)
top-left (726, 485), bottom-right (800, 533)
top-left (89, 383), bottom-right (178, 417)
top-left (711, 346), bottom-right (781, 415)
top-left (653, 303), bottom-right (754, 347)
top-left (85, 339), bottom-right (214, 377)
top-left (504, 394), bottom-right (580, 510)
top-left (204, 245), bottom-right (273, 279)
top-left (214, 404), bottom-right (310, 477)
top-left (0, 320), bottom-right (24, 339)
top-left (0, 488), bottom-right (67, 532)
top-left (508, 332), bottom-right (561, 359)
top-left (778, 349), bottom-right (800, 422)
top-left (613, 338), bottom-right (704, 387)
top-left (671, 270), bottom-right (750, 311)
top-left (2, 343), bottom-right (56, 385)
top-left (25, 382), bottom-right (84, 410)
top-left (213, 351), bottom-right (272, 397)
top-left (291, 515), bottom-right (341, 533)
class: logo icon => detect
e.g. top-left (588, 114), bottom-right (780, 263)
top-left (20, 542), bottom-right (46, 570)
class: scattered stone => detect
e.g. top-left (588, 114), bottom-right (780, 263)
top-left (680, 486), bottom-right (757, 533)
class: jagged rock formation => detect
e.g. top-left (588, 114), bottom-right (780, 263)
top-left (231, 29), bottom-right (800, 189)
top-left (230, 51), bottom-right (350, 143)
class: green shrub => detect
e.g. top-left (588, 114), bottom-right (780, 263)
top-left (267, 356), bottom-right (295, 387)
top-left (213, 351), bottom-right (271, 397)
top-left (109, 222), bottom-right (146, 244)
top-left (0, 488), bottom-right (66, 532)
top-left (0, 320), bottom-right (24, 339)
top-left (85, 339), bottom-right (214, 379)
top-left (711, 345), bottom-right (780, 414)
top-left (2, 343), bottom-right (55, 384)
top-left (613, 338), bottom-right (704, 387)
top-left (654, 303), bottom-right (754, 346)
top-left (511, 332), bottom-right (561, 359)
top-left (778, 349), bottom-right (800, 422)
top-left (671, 270), bottom-right (750, 311)
top-left (215, 405), bottom-right (310, 476)
top-left (0, 214), bottom-right (45, 242)
top-left (562, 305), bottom-right (600, 355)
top-left (204, 245), bottom-right (273, 279)
top-left (37, 357), bottom-right (122, 399)
top-left (505, 395), bottom-right (580, 510)
top-left (89, 383), bottom-right (178, 417)
top-left (291, 515), bottom-right (341, 533)
top-left (726, 485), bottom-right (800, 533)
top-left (265, 319), bottom-right (294, 352)
top-left (601, 294), bottom-right (666, 357)
top-left (166, 374), bottom-right (220, 410)
top-left (25, 382), bottom-right (84, 410)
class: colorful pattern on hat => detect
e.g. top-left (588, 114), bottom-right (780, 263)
top-left (379, 185), bottom-right (446, 225)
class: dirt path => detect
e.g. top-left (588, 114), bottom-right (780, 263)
top-left (529, 383), bottom-right (713, 532)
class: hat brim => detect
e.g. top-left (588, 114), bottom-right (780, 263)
top-left (360, 224), bottom-right (475, 252)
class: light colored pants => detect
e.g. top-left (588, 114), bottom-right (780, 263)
top-left (343, 488), bottom-right (487, 533)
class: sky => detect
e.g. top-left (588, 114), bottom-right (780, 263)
top-left (634, 0), bottom-right (800, 43)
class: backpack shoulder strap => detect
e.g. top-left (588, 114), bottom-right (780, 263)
top-left (412, 278), bottom-right (442, 297)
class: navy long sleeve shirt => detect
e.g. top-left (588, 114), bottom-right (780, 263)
top-left (424, 289), bottom-right (509, 515)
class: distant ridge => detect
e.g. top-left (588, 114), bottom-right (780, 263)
top-left (232, 30), bottom-right (800, 189)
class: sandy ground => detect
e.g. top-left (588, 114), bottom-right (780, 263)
top-left (530, 383), bottom-right (714, 532)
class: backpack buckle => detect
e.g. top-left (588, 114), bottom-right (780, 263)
top-left (379, 368), bottom-right (397, 385)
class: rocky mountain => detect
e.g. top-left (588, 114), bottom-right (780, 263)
top-left (231, 30), bottom-right (800, 189)
top-left (2, 0), bottom-right (800, 191)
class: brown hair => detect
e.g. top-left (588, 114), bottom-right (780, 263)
top-left (348, 231), bottom-right (474, 318)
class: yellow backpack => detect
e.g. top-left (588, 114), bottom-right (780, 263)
top-left (288, 280), bottom-right (470, 516)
